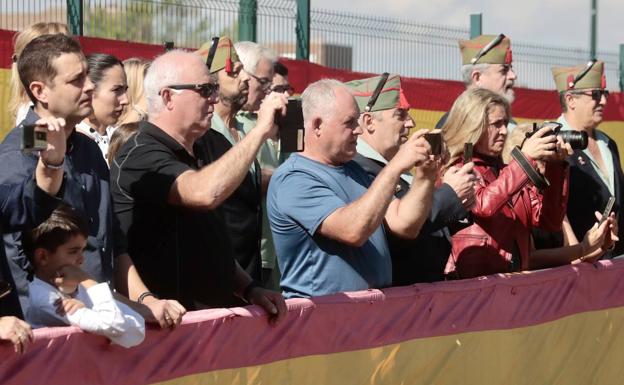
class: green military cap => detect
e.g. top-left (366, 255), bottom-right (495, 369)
top-left (552, 60), bottom-right (606, 92)
top-left (195, 36), bottom-right (239, 74)
top-left (459, 34), bottom-right (512, 65)
top-left (346, 73), bottom-right (410, 113)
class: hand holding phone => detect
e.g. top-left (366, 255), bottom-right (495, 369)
top-left (600, 196), bottom-right (616, 225)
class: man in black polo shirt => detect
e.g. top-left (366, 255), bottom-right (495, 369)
top-left (110, 50), bottom-right (287, 320)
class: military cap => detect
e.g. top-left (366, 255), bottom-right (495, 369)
top-left (552, 60), bottom-right (606, 92)
top-left (346, 73), bottom-right (410, 113)
top-left (459, 34), bottom-right (512, 65)
top-left (195, 36), bottom-right (239, 74)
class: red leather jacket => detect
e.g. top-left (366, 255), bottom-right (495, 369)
top-left (446, 153), bottom-right (569, 278)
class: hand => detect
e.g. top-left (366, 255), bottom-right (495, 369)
top-left (141, 297), bottom-right (187, 328)
top-left (54, 265), bottom-right (91, 294)
top-left (549, 136), bottom-right (573, 162)
top-left (55, 297), bottom-right (86, 316)
top-left (443, 162), bottom-right (476, 210)
top-left (36, 117), bottom-right (67, 166)
top-left (247, 287), bottom-right (287, 325)
top-left (0, 316), bottom-right (33, 354)
top-left (594, 211), bottom-right (619, 251)
top-left (578, 216), bottom-right (610, 262)
top-left (521, 126), bottom-right (558, 161)
top-left (391, 129), bottom-right (432, 173)
top-left (255, 92), bottom-right (288, 141)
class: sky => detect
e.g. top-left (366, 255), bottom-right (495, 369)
top-left (312, 0), bottom-right (623, 54)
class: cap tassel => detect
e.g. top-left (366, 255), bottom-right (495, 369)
top-left (601, 75), bottom-right (606, 89)
top-left (505, 49), bottom-right (513, 65)
top-left (225, 57), bottom-right (232, 73)
top-left (567, 74), bottom-right (575, 90)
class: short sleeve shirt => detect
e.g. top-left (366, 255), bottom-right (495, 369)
top-left (109, 121), bottom-right (236, 309)
top-left (267, 154), bottom-right (392, 298)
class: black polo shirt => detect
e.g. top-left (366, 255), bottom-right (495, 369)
top-left (109, 121), bottom-right (236, 310)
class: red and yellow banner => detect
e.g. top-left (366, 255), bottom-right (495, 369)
top-left (1, 259), bottom-right (624, 385)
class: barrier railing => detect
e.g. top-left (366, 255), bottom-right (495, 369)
top-left (2, 259), bottom-right (624, 385)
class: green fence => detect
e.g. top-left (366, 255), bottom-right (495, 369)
top-left (1, 0), bottom-right (621, 90)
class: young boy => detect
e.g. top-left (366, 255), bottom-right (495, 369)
top-left (23, 205), bottom-right (145, 348)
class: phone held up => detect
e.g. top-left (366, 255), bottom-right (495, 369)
top-left (275, 98), bottom-right (304, 153)
top-left (20, 123), bottom-right (47, 153)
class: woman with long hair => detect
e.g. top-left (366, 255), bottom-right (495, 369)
top-left (441, 88), bottom-right (570, 278)
top-left (9, 22), bottom-right (69, 125)
top-left (116, 58), bottom-right (150, 125)
top-left (76, 53), bottom-right (128, 161)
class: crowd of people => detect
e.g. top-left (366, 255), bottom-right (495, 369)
top-left (0, 23), bottom-right (621, 353)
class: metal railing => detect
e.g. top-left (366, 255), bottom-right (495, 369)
top-left (0, 0), bottom-right (621, 90)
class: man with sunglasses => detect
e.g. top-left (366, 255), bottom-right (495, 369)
top-left (271, 62), bottom-right (294, 97)
top-left (110, 48), bottom-right (287, 320)
top-left (553, 60), bottom-right (624, 256)
top-left (348, 74), bottom-right (475, 284)
top-left (435, 34), bottom-right (517, 130)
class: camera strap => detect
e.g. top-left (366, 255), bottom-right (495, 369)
top-left (511, 146), bottom-right (550, 191)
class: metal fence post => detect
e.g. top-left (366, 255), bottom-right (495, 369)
top-left (238, 0), bottom-right (257, 42)
top-left (470, 14), bottom-right (482, 38)
top-left (620, 44), bottom-right (624, 92)
top-left (296, 0), bottom-right (310, 60)
top-left (66, 0), bottom-right (83, 36)
top-left (590, 0), bottom-right (597, 59)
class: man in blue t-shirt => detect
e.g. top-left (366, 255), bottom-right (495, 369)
top-left (268, 79), bottom-right (440, 298)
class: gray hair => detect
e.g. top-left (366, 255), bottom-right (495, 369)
top-left (301, 79), bottom-right (346, 125)
top-left (144, 49), bottom-right (205, 115)
top-left (234, 41), bottom-right (277, 75)
top-left (461, 63), bottom-right (490, 86)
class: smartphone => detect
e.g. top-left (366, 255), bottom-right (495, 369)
top-left (21, 123), bottom-right (47, 152)
top-left (276, 98), bottom-right (304, 153)
top-left (424, 132), bottom-right (442, 156)
top-left (463, 142), bottom-right (473, 164)
top-left (600, 196), bottom-right (616, 224)
top-left (164, 41), bottom-right (175, 51)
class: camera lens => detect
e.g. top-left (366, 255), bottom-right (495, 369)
top-left (559, 130), bottom-right (588, 150)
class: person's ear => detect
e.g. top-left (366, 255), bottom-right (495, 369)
top-left (29, 81), bottom-right (49, 105)
top-left (471, 69), bottom-right (482, 86)
top-left (361, 112), bottom-right (375, 134)
top-left (565, 93), bottom-right (576, 110)
top-left (34, 248), bottom-right (49, 266)
top-left (160, 89), bottom-right (175, 110)
top-left (312, 117), bottom-right (322, 137)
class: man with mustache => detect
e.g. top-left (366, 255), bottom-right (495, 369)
top-left (195, 37), bottom-right (285, 283)
top-left (436, 34), bottom-right (517, 129)
top-left (0, 34), bottom-right (185, 328)
top-left (553, 60), bottom-right (624, 256)
top-left (348, 74), bottom-right (475, 284)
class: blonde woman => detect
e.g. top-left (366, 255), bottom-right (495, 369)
top-left (503, 124), bottom-right (618, 269)
top-left (116, 58), bottom-right (150, 125)
top-left (441, 88), bottom-right (570, 278)
top-left (9, 22), bottom-right (69, 125)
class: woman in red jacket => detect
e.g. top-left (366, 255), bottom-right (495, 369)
top-left (441, 88), bottom-right (571, 278)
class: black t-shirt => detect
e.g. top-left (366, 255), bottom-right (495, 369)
top-left (109, 121), bottom-right (236, 310)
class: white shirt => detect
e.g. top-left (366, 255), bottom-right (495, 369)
top-left (76, 121), bottom-right (117, 162)
top-left (26, 277), bottom-right (145, 348)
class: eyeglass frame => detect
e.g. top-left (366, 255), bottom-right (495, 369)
top-left (568, 89), bottom-right (609, 103)
top-left (271, 84), bottom-right (294, 94)
top-left (158, 82), bottom-right (219, 98)
top-left (244, 70), bottom-right (272, 90)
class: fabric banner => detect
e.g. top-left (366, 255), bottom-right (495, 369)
top-left (2, 258), bottom-right (624, 385)
top-left (2, 28), bottom-right (624, 144)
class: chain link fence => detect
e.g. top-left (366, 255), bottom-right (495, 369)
top-left (0, 0), bottom-right (621, 90)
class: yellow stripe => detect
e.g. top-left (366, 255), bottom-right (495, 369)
top-left (0, 68), bottom-right (13, 139)
top-left (151, 306), bottom-right (624, 385)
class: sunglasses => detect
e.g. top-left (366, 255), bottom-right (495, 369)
top-left (271, 84), bottom-right (294, 94)
top-left (159, 82), bottom-right (219, 98)
top-left (245, 70), bottom-right (272, 90)
top-left (570, 89), bottom-right (609, 103)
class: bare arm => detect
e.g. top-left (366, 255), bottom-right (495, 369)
top-left (169, 93), bottom-right (286, 208)
top-left (318, 130), bottom-right (433, 246)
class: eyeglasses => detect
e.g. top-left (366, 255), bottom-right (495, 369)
top-left (159, 82), bottom-right (219, 98)
top-left (245, 70), bottom-right (272, 90)
top-left (569, 89), bottom-right (609, 103)
top-left (271, 84), bottom-right (294, 94)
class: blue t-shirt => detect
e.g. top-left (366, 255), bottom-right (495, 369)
top-left (268, 153), bottom-right (392, 298)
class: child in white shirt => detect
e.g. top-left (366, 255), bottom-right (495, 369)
top-left (24, 205), bottom-right (144, 348)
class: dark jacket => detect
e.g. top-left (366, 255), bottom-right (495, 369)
top-left (196, 129), bottom-right (263, 281)
top-left (566, 131), bottom-right (624, 257)
top-left (352, 153), bottom-right (468, 284)
top-left (448, 154), bottom-right (569, 278)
